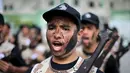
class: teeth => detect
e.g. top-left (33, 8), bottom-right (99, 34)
top-left (53, 42), bottom-right (62, 46)
top-left (83, 37), bottom-right (89, 39)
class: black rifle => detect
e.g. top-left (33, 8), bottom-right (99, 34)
top-left (76, 30), bottom-right (110, 73)
top-left (94, 31), bottom-right (119, 68)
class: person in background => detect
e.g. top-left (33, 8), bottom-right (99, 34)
top-left (0, 13), bottom-right (29, 73)
top-left (0, 13), bottom-right (4, 45)
top-left (17, 25), bottom-right (30, 50)
top-left (104, 27), bottom-right (120, 73)
top-left (21, 26), bottom-right (47, 66)
top-left (76, 12), bottom-right (100, 59)
top-left (2, 23), bottom-right (16, 44)
top-left (76, 12), bottom-right (119, 73)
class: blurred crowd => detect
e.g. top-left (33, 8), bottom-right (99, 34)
top-left (0, 15), bottom-right (51, 73)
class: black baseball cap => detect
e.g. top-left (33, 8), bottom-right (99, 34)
top-left (43, 3), bottom-right (81, 31)
top-left (81, 12), bottom-right (99, 29)
top-left (0, 13), bottom-right (4, 25)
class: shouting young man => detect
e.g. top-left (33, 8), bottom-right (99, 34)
top-left (27, 3), bottom-right (103, 73)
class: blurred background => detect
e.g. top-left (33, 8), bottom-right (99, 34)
top-left (0, 0), bottom-right (130, 73)
top-left (1, 0), bottom-right (130, 44)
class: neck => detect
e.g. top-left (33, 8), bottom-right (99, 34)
top-left (52, 49), bottom-right (78, 64)
top-left (84, 41), bottom-right (99, 54)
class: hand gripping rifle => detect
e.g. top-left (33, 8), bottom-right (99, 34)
top-left (76, 30), bottom-right (110, 73)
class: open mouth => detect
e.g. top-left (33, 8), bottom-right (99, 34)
top-left (53, 41), bottom-right (63, 46)
top-left (82, 36), bottom-right (89, 44)
top-left (52, 41), bottom-right (64, 51)
top-left (82, 37), bottom-right (89, 40)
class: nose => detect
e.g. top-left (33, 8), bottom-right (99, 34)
top-left (83, 28), bottom-right (88, 35)
top-left (53, 27), bottom-right (63, 39)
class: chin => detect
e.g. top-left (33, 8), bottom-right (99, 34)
top-left (53, 54), bottom-right (66, 59)
top-left (53, 51), bottom-right (65, 57)
top-left (84, 43), bottom-right (91, 48)
top-left (53, 50), bottom-right (70, 59)
top-left (83, 43), bottom-right (89, 46)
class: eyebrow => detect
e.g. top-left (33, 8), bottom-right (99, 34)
top-left (61, 24), bottom-right (70, 27)
top-left (47, 23), bottom-right (54, 25)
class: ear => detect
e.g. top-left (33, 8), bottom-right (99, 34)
top-left (77, 29), bottom-right (83, 42)
top-left (95, 29), bottom-right (100, 37)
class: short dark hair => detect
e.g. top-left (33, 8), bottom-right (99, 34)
top-left (4, 23), bottom-right (11, 29)
top-left (0, 13), bottom-right (4, 25)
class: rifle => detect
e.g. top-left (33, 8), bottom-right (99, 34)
top-left (76, 30), bottom-right (110, 73)
top-left (94, 31), bottom-right (119, 68)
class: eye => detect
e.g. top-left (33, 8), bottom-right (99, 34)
top-left (87, 26), bottom-right (92, 30)
top-left (81, 26), bottom-right (85, 30)
top-left (48, 24), bottom-right (56, 30)
top-left (63, 26), bottom-right (70, 30)
top-left (61, 25), bottom-right (70, 31)
top-left (81, 25), bottom-right (87, 30)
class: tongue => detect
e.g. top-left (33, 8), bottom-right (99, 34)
top-left (83, 39), bottom-right (89, 44)
top-left (53, 46), bottom-right (62, 52)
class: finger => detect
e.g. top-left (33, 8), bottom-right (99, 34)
top-left (0, 60), bottom-right (8, 66)
top-left (0, 60), bottom-right (8, 65)
top-left (0, 60), bottom-right (9, 71)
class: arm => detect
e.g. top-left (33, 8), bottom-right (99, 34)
top-left (0, 60), bottom-right (28, 73)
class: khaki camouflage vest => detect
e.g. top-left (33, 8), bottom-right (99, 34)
top-left (31, 57), bottom-right (97, 73)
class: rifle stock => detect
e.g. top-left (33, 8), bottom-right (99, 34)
top-left (94, 32), bottom-right (119, 68)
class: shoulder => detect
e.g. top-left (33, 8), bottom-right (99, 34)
top-left (40, 56), bottom-right (51, 64)
top-left (30, 57), bottom-right (52, 73)
top-left (76, 46), bottom-right (84, 56)
top-left (76, 45), bottom-right (83, 52)
top-left (76, 46), bottom-right (90, 59)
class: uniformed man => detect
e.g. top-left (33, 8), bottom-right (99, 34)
top-left (27, 3), bottom-right (103, 73)
top-left (77, 12), bottom-right (100, 59)
top-left (76, 12), bottom-right (119, 73)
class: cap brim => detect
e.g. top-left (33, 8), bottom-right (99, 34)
top-left (43, 10), bottom-right (80, 30)
top-left (81, 19), bottom-right (97, 25)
